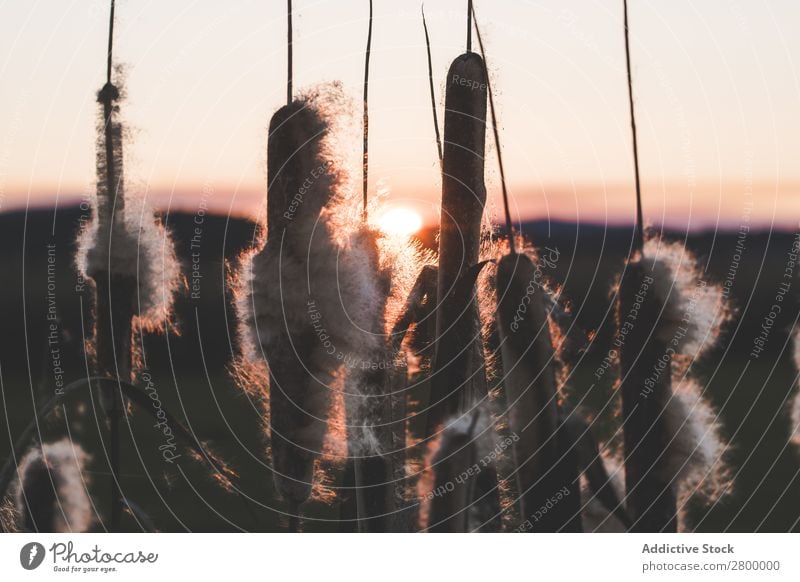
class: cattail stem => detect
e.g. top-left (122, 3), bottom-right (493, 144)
top-left (99, 0), bottom-right (126, 532)
top-left (466, 0), bottom-right (473, 53)
top-left (362, 0), bottom-right (373, 220)
top-left (623, 0), bottom-right (645, 255)
top-left (421, 6), bottom-right (443, 167)
top-left (471, 5), bottom-right (515, 252)
top-left (110, 408), bottom-right (122, 528)
top-left (287, 0), bottom-right (293, 106)
top-left (106, 0), bottom-right (115, 84)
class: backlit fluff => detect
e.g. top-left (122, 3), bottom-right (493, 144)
top-left (641, 237), bottom-right (730, 358)
top-left (75, 81), bottom-right (180, 334)
top-left (236, 86), bottom-right (346, 506)
top-left (580, 454), bottom-right (627, 533)
top-left (638, 238), bottom-right (732, 508)
top-left (13, 439), bottom-right (93, 533)
top-left (665, 379), bottom-right (732, 514)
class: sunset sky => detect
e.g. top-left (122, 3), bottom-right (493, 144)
top-left (1, 0), bottom-right (799, 230)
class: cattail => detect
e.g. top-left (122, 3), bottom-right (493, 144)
top-left (615, 0), bottom-right (730, 532)
top-left (617, 239), bottom-right (731, 531)
top-left (13, 439), bottom-right (93, 533)
top-left (564, 412), bottom-right (631, 530)
top-left (337, 226), bottom-right (398, 531)
top-left (495, 252), bottom-right (583, 531)
top-left (420, 408), bottom-right (493, 531)
top-left (239, 83), bottom-right (397, 526)
top-left (426, 48), bottom-right (489, 434)
top-left (329, 1), bottom-right (403, 531)
top-left (73, 1), bottom-right (179, 531)
top-left (243, 92), bottom-right (340, 515)
top-left (616, 258), bottom-right (675, 531)
top-left (391, 264), bottom-right (439, 355)
top-left (577, 450), bottom-right (628, 532)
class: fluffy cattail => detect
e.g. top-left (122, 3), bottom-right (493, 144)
top-left (496, 252), bottom-right (583, 531)
top-left (241, 90), bottom-right (343, 512)
top-left (578, 452), bottom-right (628, 532)
top-left (337, 226), bottom-right (398, 531)
top-left (13, 440), bottom-right (93, 533)
top-left (0, 498), bottom-right (19, 533)
top-left (74, 67), bottom-right (179, 531)
top-left (617, 238), bottom-right (731, 532)
top-left (75, 75), bottom-right (180, 384)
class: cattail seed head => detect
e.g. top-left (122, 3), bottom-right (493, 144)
top-left (13, 440), bottom-right (93, 533)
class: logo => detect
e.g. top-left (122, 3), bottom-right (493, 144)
top-left (20, 542), bottom-right (46, 570)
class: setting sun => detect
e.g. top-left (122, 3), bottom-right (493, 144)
top-left (377, 207), bottom-right (423, 237)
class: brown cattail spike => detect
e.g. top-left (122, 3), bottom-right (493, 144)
top-left (427, 49), bottom-right (488, 434)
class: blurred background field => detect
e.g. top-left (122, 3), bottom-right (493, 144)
top-left (2, 206), bottom-right (799, 531)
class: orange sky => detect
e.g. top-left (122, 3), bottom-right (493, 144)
top-left (1, 1), bottom-right (799, 230)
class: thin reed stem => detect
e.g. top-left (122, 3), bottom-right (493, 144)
top-left (102, 0), bottom-right (123, 532)
top-left (623, 0), bottom-right (645, 255)
top-left (466, 0), bottom-right (473, 53)
top-left (471, 5), bottom-right (515, 253)
top-left (287, 0), bottom-right (293, 106)
top-left (106, 0), bottom-right (115, 84)
top-left (110, 411), bottom-right (121, 528)
top-left (362, 0), bottom-right (373, 220)
top-left (421, 6), bottom-right (443, 167)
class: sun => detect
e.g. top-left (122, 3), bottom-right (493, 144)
top-left (377, 207), bottom-right (423, 237)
